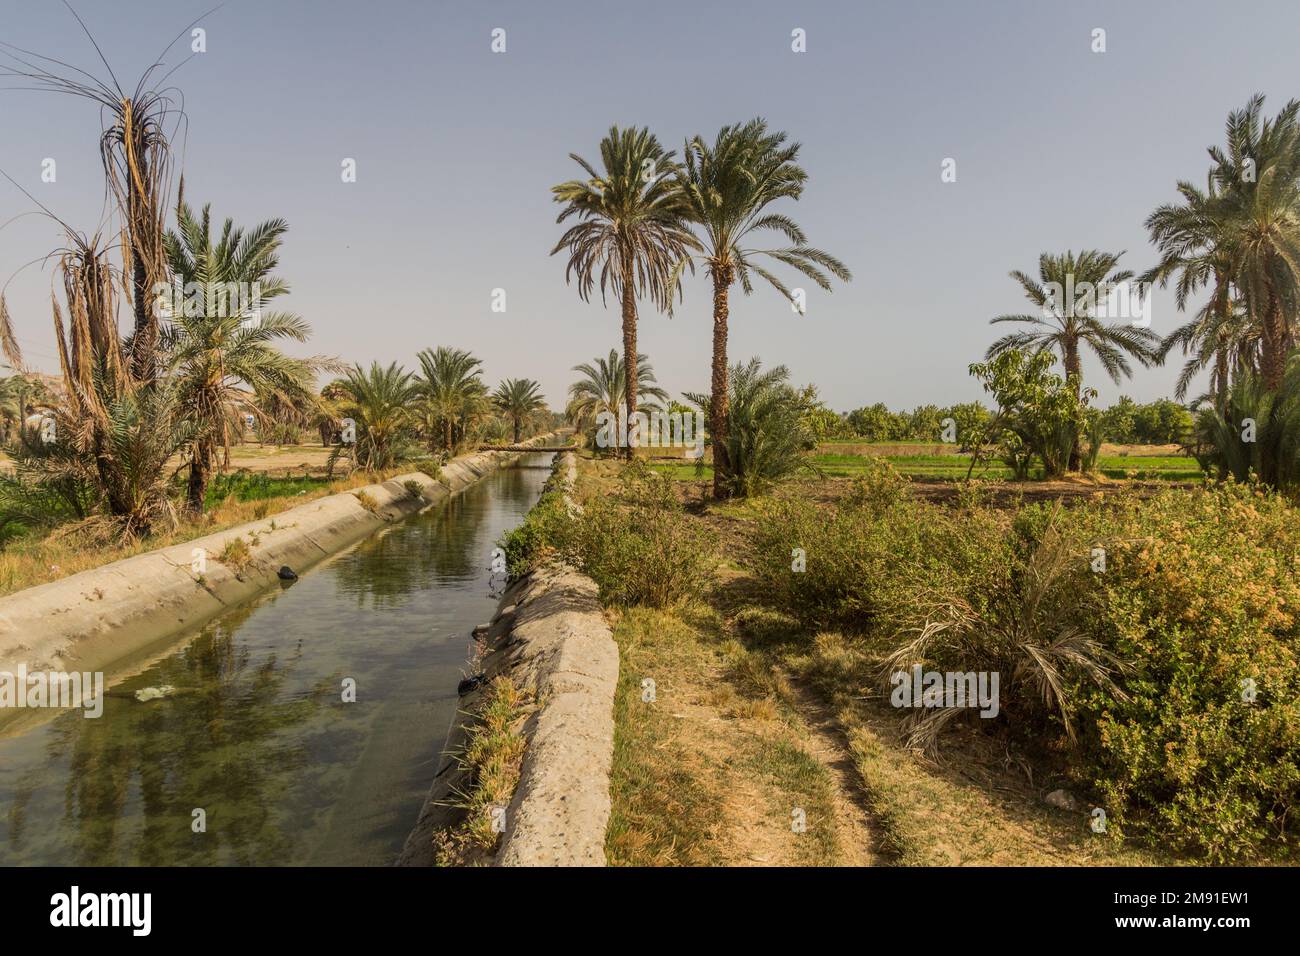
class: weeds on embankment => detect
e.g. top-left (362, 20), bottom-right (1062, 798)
top-left (433, 676), bottom-right (531, 866)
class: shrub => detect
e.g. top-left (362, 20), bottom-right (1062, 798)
top-left (217, 537), bottom-right (253, 572)
top-left (1065, 484), bottom-right (1300, 860)
top-left (565, 464), bottom-right (716, 607)
top-left (750, 463), bottom-right (1005, 634)
top-left (498, 485), bottom-right (570, 579)
top-left (685, 358), bottom-right (817, 498)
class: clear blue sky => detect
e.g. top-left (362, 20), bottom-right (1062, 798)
top-left (2, 0), bottom-right (1299, 412)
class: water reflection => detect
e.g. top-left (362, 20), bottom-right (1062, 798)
top-left (0, 455), bottom-right (551, 866)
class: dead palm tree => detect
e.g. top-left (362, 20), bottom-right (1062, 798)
top-left (1, 6), bottom-right (206, 383)
top-left (551, 127), bottom-right (697, 458)
top-left (670, 119), bottom-right (851, 497)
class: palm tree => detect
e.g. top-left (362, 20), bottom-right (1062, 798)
top-left (492, 378), bottom-right (547, 443)
top-left (567, 349), bottom-right (668, 454)
top-left (551, 126), bottom-right (697, 458)
top-left (986, 250), bottom-right (1159, 469)
top-left (1142, 174), bottom-right (1244, 410)
top-left (416, 347), bottom-right (487, 452)
top-left (2, 27), bottom-right (182, 384)
top-left (1209, 95), bottom-right (1300, 399)
top-left (331, 362), bottom-right (419, 472)
top-left (163, 202), bottom-right (331, 511)
top-left (684, 358), bottom-right (817, 497)
top-left (671, 119), bottom-right (851, 497)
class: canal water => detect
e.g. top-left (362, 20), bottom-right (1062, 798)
top-left (0, 454), bottom-right (554, 866)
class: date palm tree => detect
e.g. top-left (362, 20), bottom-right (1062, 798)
top-left (330, 362), bottom-right (419, 472)
top-left (163, 202), bottom-right (332, 511)
top-left (566, 349), bottom-right (667, 454)
top-left (986, 250), bottom-right (1159, 469)
top-left (416, 346), bottom-right (487, 453)
top-left (1209, 95), bottom-right (1300, 400)
top-left (669, 119), bottom-right (851, 497)
top-left (551, 127), bottom-right (697, 458)
top-left (1142, 173), bottom-right (1245, 410)
top-left (492, 378), bottom-right (546, 443)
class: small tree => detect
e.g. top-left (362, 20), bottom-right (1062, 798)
top-left (968, 350), bottom-right (1094, 480)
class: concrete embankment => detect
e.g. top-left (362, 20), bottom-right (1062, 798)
top-left (0, 434), bottom-right (559, 682)
top-left (401, 452), bottom-right (619, 867)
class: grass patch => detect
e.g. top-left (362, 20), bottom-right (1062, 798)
top-left (605, 606), bottom-right (731, 866)
top-left (216, 536), bottom-right (253, 573)
top-left (203, 471), bottom-right (330, 507)
top-left (433, 676), bottom-right (530, 866)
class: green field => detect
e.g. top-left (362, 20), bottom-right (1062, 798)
top-left (649, 452), bottom-right (1205, 482)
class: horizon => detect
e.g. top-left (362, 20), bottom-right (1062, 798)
top-left (3, 0), bottom-right (1300, 412)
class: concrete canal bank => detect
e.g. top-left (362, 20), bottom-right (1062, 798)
top-left (0, 434), bottom-right (560, 682)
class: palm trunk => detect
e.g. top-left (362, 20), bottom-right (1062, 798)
top-left (1212, 276), bottom-right (1231, 415)
top-left (187, 442), bottom-right (211, 513)
top-left (1064, 339), bottom-right (1082, 472)
top-left (620, 261), bottom-right (637, 461)
top-left (124, 109), bottom-right (157, 387)
top-left (1214, 346), bottom-right (1229, 416)
top-left (710, 265), bottom-right (734, 499)
top-left (513, 416), bottom-right (521, 444)
top-left (1260, 275), bottom-right (1286, 486)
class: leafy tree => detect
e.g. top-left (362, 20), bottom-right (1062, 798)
top-left (968, 350), bottom-right (1094, 479)
top-left (845, 403), bottom-right (907, 442)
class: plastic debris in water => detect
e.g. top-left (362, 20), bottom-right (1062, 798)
top-left (134, 685), bottom-right (176, 702)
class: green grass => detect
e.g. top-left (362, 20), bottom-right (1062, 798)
top-left (651, 453), bottom-right (1205, 483)
top-left (203, 472), bottom-right (332, 507)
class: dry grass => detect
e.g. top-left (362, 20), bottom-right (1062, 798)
top-left (781, 629), bottom-right (1170, 866)
top-left (604, 604), bottom-right (863, 867)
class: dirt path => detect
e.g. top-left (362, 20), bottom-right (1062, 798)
top-left (780, 670), bottom-right (877, 866)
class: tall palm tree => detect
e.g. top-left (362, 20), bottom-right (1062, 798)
top-left (551, 126), bottom-right (697, 458)
top-left (416, 346), bottom-right (487, 452)
top-left (986, 250), bottom-right (1159, 469)
top-left (1210, 95), bottom-right (1300, 397)
top-left (670, 119), bottom-right (851, 497)
top-left (567, 349), bottom-right (668, 454)
top-left (492, 378), bottom-right (547, 443)
top-left (1142, 173), bottom-right (1245, 410)
top-left (331, 362), bottom-right (419, 471)
top-left (163, 202), bottom-right (331, 511)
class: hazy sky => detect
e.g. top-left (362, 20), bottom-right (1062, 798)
top-left (2, 0), bottom-right (1299, 412)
